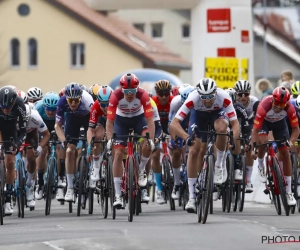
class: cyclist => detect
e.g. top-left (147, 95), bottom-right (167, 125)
top-left (225, 88), bottom-right (251, 180)
top-left (234, 80), bottom-right (259, 192)
top-left (17, 90), bottom-right (28, 104)
top-left (152, 80), bottom-right (174, 135)
top-left (88, 85), bottom-right (114, 186)
top-left (55, 83), bottom-right (94, 201)
top-left (34, 92), bottom-right (63, 201)
top-left (251, 86), bottom-right (298, 205)
top-left (0, 86), bottom-right (27, 215)
top-left (167, 85), bottom-right (195, 201)
top-left (24, 104), bottom-right (50, 207)
top-left (27, 87), bottom-right (43, 103)
top-left (170, 78), bottom-right (240, 213)
top-left (106, 73), bottom-right (155, 207)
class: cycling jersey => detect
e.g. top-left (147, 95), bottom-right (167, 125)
top-left (169, 95), bottom-right (189, 129)
top-left (35, 100), bottom-right (55, 121)
top-left (254, 96), bottom-right (298, 130)
top-left (234, 102), bottom-right (251, 136)
top-left (0, 96), bottom-right (27, 148)
top-left (107, 88), bottom-right (153, 120)
top-left (152, 95), bottom-right (174, 124)
top-left (150, 98), bottom-right (160, 122)
top-left (26, 106), bottom-right (48, 133)
top-left (237, 95), bottom-right (259, 121)
top-left (56, 90), bottom-right (94, 124)
top-left (175, 88), bottom-right (237, 121)
top-left (89, 100), bottom-right (106, 129)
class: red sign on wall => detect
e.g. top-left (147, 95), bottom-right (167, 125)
top-left (207, 8), bottom-right (231, 33)
top-left (241, 30), bottom-right (249, 42)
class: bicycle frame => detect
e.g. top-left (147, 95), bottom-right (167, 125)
top-left (45, 138), bottom-right (58, 188)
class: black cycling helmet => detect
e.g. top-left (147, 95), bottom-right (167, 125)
top-left (0, 86), bottom-right (18, 109)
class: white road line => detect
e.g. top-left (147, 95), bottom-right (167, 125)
top-left (43, 241), bottom-right (64, 250)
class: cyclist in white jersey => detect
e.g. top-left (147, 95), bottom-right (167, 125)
top-left (234, 80), bottom-right (259, 192)
top-left (170, 78), bottom-right (240, 212)
top-left (24, 104), bottom-right (50, 207)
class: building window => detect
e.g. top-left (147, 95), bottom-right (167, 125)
top-left (133, 23), bottom-right (145, 33)
top-left (182, 24), bottom-right (190, 38)
top-left (18, 4), bottom-right (30, 16)
top-left (10, 38), bottom-right (20, 67)
top-left (151, 23), bottom-right (163, 38)
top-left (28, 38), bottom-right (38, 67)
top-left (70, 43), bottom-right (85, 68)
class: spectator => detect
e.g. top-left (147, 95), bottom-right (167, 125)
top-left (280, 70), bottom-right (294, 83)
top-left (255, 78), bottom-right (273, 100)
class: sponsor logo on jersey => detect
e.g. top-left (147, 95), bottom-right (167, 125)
top-left (31, 118), bottom-right (39, 125)
top-left (223, 98), bottom-right (231, 108)
top-left (146, 109), bottom-right (152, 113)
top-left (254, 120), bottom-right (259, 124)
top-left (40, 123), bottom-right (45, 128)
top-left (185, 101), bottom-right (194, 109)
top-left (227, 112), bottom-right (235, 118)
top-left (179, 112), bottom-right (187, 119)
top-left (292, 118), bottom-right (298, 123)
top-left (107, 111), bottom-right (112, 114)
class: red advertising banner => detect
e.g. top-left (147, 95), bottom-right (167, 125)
top-left (207, 8), bottom-right (231, 33)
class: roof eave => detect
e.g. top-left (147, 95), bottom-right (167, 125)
top-left (154, 61), bottom-right (192, 70)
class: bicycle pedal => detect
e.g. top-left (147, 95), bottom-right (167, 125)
top-left (263, 189), bottom-right (269, 195)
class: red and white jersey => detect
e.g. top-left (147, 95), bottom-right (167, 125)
top-left (253, 95), bottom-right (298, 129)
top-left (89, 100), bottom-right (106, 128)
top-left (107, 88), bottom-right (153, 120)
top-left (175, 88), bottom-right (237, 121)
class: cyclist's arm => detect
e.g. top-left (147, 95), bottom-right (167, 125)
top-left (106, 119), bottom-right (113, 140)
top-left (154, 120), bottom-right (162, 139)
top-left (146, 116), bottom-right (155, 141)
top-left (169, 118), bottom-right (189, 141)
top-left (16, 102), bottom-right (27, 148)
top-left (55, 103), bottom-right (66, 143)
top-left (250, 104), bottom-right (266, 146)
top-left (287, 104), bottom-right (300, 144)
top-left (39, 130), bottom-right (50, 148)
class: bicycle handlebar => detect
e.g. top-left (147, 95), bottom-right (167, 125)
top-left (112, 132), bottom-right (150, 140)
top-left (253, 134), bottom-right (288, 150)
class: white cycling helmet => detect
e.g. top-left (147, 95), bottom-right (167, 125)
top-left (234, 80), bottom-right (251, 93)
top-left (27, 87), bottom-right (43, 102)
top-left (296, 95), bottom-right (300, 110)
top-left (17, 90), bottom-right (28, 103)
top-left (196, 78), bottom-right (217, 95)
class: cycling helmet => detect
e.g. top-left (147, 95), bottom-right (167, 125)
top-left (79, 84), bottom-right (88, 92)
top-left (0, 86), bottom-right (18, 108)
top-left (155, 80), bottom-right (172, 92)
top-left (17, 90), bottom-right (28, 103)
top-left (59, 88), bottom-right (65, 98)
top-left (225, 88), bottom-right (237, 103)
top-left (234, 80), bottom-right (251, 93)
top-left (64, 82), bottom-right (83, 99)
top-left (97, 85), bottom-right (113, 102)
top-left (27, 87), bottom-right (43, 101)
top-left (180, 85), bottom-right (194, 103)
top-left (171, 86), bottom-right (180, 96)
top-left (43, 92), bottom-right (60, 108)
top-left (89, 84), bottom-right (101, 101)
top-left (120, 73), bottom-right (139, 89)
top-left (291, 81), bottom-right (300, 96)
top-left (272, 86), bottom-right (290, 103)
top-left (7, 85), bottom-right (18, 92)
top-left (296, 95), bottom-right (300, 110)
top-left (196, 78), bottom-right (217, 95)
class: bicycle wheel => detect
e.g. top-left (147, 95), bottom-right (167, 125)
top-left (163, 158), bottom-right (175, 211)
top-left (221, 186), bottom-right (226, 212)
top-left (273, 158), bottom-right (289, 216)
top-left (107, 155), bottom-right (116, 219)
top-left (88, 187), bottom-right (94, 214)
top-left (201, 155), bottom-right (214, 224)
top-left (0, 163), bottom-right (5, 225)
top-left (291, 154), bottom-right (297, 214)
top-left (266, 162), bottom-right (281, 215)
top-left (100, 160), bottom-right (108, 218)
top-left (238, 155), bottom-right (246, 212)
top-left (233, 184), bottom-right (240, 212)
top-left (45, 158), bottom-right (55, 216)
top-left (128, 157), bottom-right (135, 222)
top-left (17, 160), bottom-right (25, 218)
top-left (135, 155), bottom-right (142, 215)
top-left (226, 154), bottom-right (234, 213)
top-left (77, 157), bottom-right (88, 217)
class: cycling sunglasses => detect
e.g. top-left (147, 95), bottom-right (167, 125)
top-left (237, 92), bottom-right (250, 97)
top-left (200, 93), bottom-right (216, 100)
top-left (43, 105), bottom-right (56, 112)
top-left (67, 97), bottom-right (81, 104)
top-left (273, 100), bottom-right (286, 108)
top-left (100, 102), bottom-right (109, 108)
top-left (156, 91), bottom-right (170, 97)
top-left (122, 88), bottom-right (138, 95)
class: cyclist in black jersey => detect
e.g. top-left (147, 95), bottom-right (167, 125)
top-left (0, 86), bottom-right (27, 215)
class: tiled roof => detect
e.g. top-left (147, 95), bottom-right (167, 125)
top-left (46, 0), bottom-right (191, 70)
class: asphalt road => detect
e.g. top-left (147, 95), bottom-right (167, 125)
top-left (1, 192), bottom-right (300, 250)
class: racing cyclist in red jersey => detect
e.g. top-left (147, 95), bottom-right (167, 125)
top-left (88, 86), bottom-right (114, 187)
top-left (106, 73), bottom-right (155, 207)
top-left (251, 86), bottom-right (299, 205)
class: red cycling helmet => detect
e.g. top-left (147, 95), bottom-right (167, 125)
top-left (59, 87), bottom-right (65, 98)
top-left (171, 86), bottom-right (180, 96)
top-left (272, 86), bottom-right (290, 103)
top-left (119, 73), bottom-right (139, 89)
